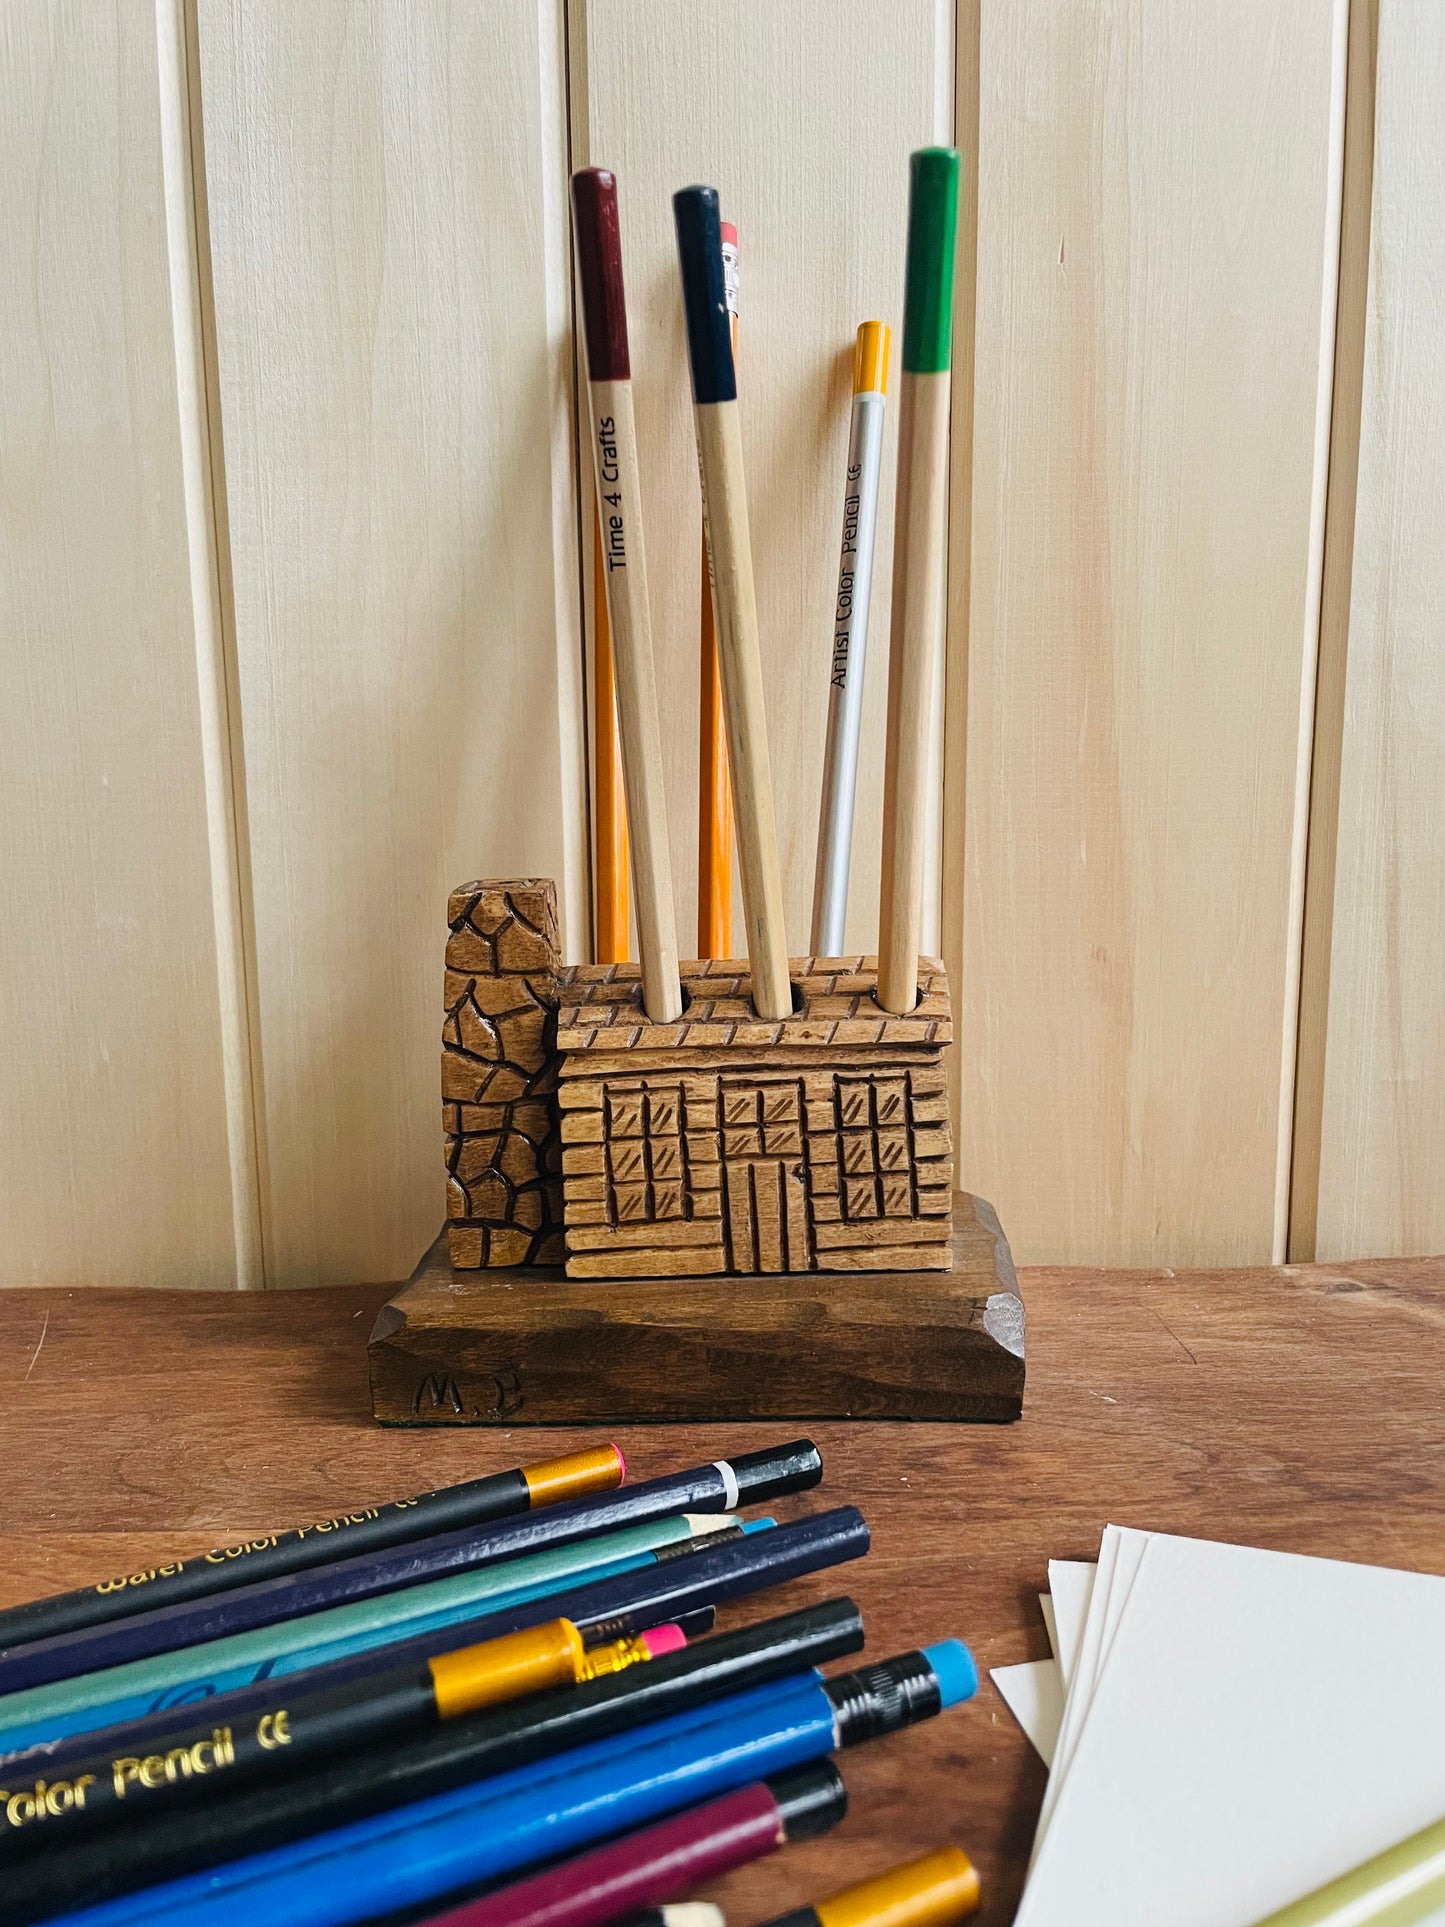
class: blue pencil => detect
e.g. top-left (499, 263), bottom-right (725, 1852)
top-left (0, 1443), bottom-right (821, 1698)
top-left (36, 1645), bottom-right (976, 1927)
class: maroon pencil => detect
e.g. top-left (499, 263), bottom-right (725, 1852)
top-left (414, 1762), bottom-right (846, 1927)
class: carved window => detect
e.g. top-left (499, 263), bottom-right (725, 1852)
top-left (834, 1074), bottom-right (914, 1220)
top-left (605, 1083), bottom-right (689, 1224)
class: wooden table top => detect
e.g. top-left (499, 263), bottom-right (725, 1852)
top-left (2, 1249), bottom-right (1443, 1925)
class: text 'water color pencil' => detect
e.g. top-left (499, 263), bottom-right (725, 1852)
top-left (572, 166), bottom-right (681, 1023)
top-left (0, 1446), bottom-right (624, 1655)
top-left (675, 184), bottom-right (791, 1020)
top-left (878, 148), bottom-right (959, 1016)
top-left (0, 1515), bottom-right (743, 1760)
top-left (0, 1442), bottom-right (822, 1698)
top-left (811, 321), bottom-right (890, 959)
top-left (755, 1846), bottom-right (981, 1927)
top-left (5, 1600), bottom-right (867, 1923)
top-left (22, 1644), bottom-right (975, 1927)
top-left (418, 1761), bottom-right (845, 1927)
top-left (0, 1618), bottom-right (682, 1853)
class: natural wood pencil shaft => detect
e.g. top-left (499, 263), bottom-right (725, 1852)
top-left (591, 500), bottom-right (630, 965)
top-left (584, 379), bottom-right (681, 1021)
top-left (879, 369), bottom-right (951, 1014)
top-left (693, 401), bottom-right (792, 1020)
top-left (697, 545), bottom-right (734, 958)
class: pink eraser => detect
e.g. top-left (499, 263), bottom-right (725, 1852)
top-left (641, 1623), bottom-right (688, 1659)
top-left (611, 1442), bottom-right (627, 1484)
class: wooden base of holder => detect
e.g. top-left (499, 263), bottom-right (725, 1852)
top-left (368, 1193), bottom-right (1024, 1425)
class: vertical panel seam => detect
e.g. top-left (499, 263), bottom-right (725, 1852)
top-left (155, 0), bottom-right (269, 1287)
top-left (941, 0), bottom-right (980, 1149)
top-left (1285, 0), bottom-right (1379, 1262)
top-left (538, 0), bottom-right (590, 962)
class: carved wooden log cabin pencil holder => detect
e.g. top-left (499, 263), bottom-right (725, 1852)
top-left (368, 877), bottom-right (1026, 1424)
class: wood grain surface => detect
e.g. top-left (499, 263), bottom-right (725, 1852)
top-left (3, 1256), bottom-right (1443, 1921)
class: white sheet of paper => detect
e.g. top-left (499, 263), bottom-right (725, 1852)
top-left (1016, 1534), bottom-right (1445, 1927)
top-left (1040, 1593), bottom-right (1060, 1666)
top-left (991, 1658), bottom-right (1065, 1766)
top-left (1046, 1560), bottom-right (1096, 1691)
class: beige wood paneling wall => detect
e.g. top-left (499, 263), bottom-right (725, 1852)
top-left (2, 0), bottom-right (1442, 1286)
top-left (1308, 0), bottom-right (1445, 1260)
top-left (951, 0), bottom-right (1348, 1266)
top-left (0, 2), bottom-right (239, 1287)
top-left (197, 0), bottom-right (587, 1286)
top-left (571, 0), bottom-right (953, 959)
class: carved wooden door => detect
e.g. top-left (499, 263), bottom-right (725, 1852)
top-left (719, 1079), bottom-right (811, 1273)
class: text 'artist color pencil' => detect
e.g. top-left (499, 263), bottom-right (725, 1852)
top-left (1, 1600), bottom-right (867, 1923)
top-left (698, 218), bottom-right (740, 959)
top-left (19, 1644), bottom-right (975, 1927)
top-left (0, 1446), bottom-right (623, 1656)
top-left (674, 184), bottom-right (791, 1020)
top-left (878, 148), bottom-right (960, 1015)
top-left (812, 321), bottom-right (890, 959)
top-left (0, 1619), bottom-right (681, 1854)
top-left (0, 1442), bottom-right (821, 1698)
top-left (754, 1846), bottom-right (981, 1927)
top-left (418, 1761), bottom-right (845, 1927)
top-left (572, 166), bottom-right (681, 1022)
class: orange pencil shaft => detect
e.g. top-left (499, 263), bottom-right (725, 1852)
top-left (592, 497), bottom-right (630, 964)
top-left (697, 225), bottom-right (740, 960)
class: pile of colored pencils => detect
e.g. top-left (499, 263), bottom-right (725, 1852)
top-left (0, 1440), bottom-right (983, 1927)
top-left (585, 150), bottom-right (959, 1017)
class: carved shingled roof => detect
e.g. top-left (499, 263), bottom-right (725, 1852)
top-left (555, 957), bottom-right (952, 1053)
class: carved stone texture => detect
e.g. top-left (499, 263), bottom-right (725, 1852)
top-left (442, 880), bottom-right (569, 1269)
top-left (556, 955), bottom-right (955, 1280)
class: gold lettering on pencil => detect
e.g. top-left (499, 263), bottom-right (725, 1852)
top-left (2, 1774), bottom-right (97, 1827)
top-left (94, 1562), bottom-right (186, 1594)
top-left (256, 1709), bottom-right (291, 1751)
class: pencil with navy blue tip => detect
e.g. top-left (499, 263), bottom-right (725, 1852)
top-left (572, 166), bottom-right (681, 1023)
top-left (0, 1446), bottom-right (625, 1655)
top-left (0, 1507), bottom-right (863, 1788)
top-left (674, 184), bottom-right (791, 1020)
top-left (416, 1760), bottom-right (844, 1927)
top-left (751, 1846), bottom-right (981, 1927)
top-left (0, 1442), bottom-right (822, 1699)
top-left (698, 218), bottom-right (740, 959)
top-left (0, 1599), bottom-right (868, 1924)
top-left (811, 322), bottom-right (890, 958)
top-left (0, 1515), bottom-right (745, 1761)
top-left (13, 1641), bottom-right (975, 1927)
top-left (0, 1619), bottom-right (684, 1856)
top-left (877, 148), bottom-right (960, 1015)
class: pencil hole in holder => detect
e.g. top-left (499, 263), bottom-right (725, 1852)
top-left (868, 983), bottom-right (921, 1017)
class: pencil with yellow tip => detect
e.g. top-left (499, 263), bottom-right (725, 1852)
top-left (812, 319), bottom-right (890, 958)
top-left (878, 148), bottom-right (959, 1014)
top-left (752, 1845), bottom-right (981, 1927)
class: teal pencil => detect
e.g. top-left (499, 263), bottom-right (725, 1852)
top-left (0, 1513), bottom-right (736, 1757)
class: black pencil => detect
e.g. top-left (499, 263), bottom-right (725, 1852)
top-left (0, 1598), bottom-right (866, 1926)
top-left (0, 1445), bottom-right (624, 1652)
top-left (0, 1617), bottom-right (684, 1859)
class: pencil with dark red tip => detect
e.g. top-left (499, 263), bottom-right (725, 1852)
top-left (413, 1761), bottom-right (844, 1927)
top-left (571, 166), bottom-right (682, 1023)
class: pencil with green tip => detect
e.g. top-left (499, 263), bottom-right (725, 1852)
top-left (1249, 1813), bottom-right (1445, 1927)
top-left (878, 147), bottom-right (959, 1015)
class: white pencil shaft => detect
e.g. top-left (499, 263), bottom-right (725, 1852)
top-left (811, 390), bottom-right (885, 957)
top-left (585, 378), bottom-right (681, 1022)
top-left (878, 369), bottom-right (950, 1014)
top-left (692, 399), bottom-right (792, 1019)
